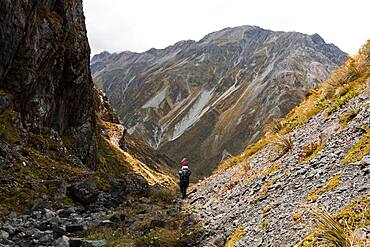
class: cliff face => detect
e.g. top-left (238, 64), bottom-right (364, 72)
top-left (0, 0), bottom-right (96, 166)
top-left (0, 0), bottom-right (176, 231)
top-left (92, 26), bottom-right (347, 176)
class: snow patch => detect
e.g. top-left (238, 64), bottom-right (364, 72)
top-left (170, 89), bottom-right (214, 141)
top-left (142, 86), bottom-right (168, 108)
top-left (211, 69), bottom-right (243, 107)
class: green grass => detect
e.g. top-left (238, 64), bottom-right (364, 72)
top-left (97, 135), bottom-right (131, 176)
top-left (327, 90), bottom-right (359, 115)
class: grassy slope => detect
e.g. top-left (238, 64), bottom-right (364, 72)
top-left (214, 40), bottom-right (370, 245)
top-left (216, 39), bottom-right (370, 173)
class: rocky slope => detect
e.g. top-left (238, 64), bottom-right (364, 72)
top-left (92, 26), bottom-right (347, 176)
top-left (186, 41), bottom-right (370, 246)
top-left (0, 1), bottom-right (183, 246)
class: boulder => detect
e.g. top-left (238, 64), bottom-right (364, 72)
top-left (69, 238), bottom-right (107, 247)
top-left (66, 224), bottom-right (86, 233)
top-left (0, 230), bottom-right (9, 240)
top-left (82, 239), bottom-right (108, 247)
top-left (54, 235), bottom-right (70, 247)
top-left (108, 173), bottom-right (148, 199)
top-left (67, 179), bottom-right (99, 206)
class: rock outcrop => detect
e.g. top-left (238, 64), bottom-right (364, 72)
top-left (0, 0), bottom-right (97, 166)
top-left (0, 1), bottom-right (178, 246)
top-left (92, 25), bottom-right (347, 176)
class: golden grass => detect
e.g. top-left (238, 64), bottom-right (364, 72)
top-left (215, 155), bottom-right (248, 173)
top-left (340, 126), bottom-right (370, 165)
top-left (339, 105), bottom-right (360, 128)
top-left (299, 196), bottom-right (370, 247)
top-left (272, 134), bottom-right (294, 154)
top-left (292, 213), bottom-right (302, 223)
top-left (307, 175), bottom-right (342, 202)
top-left (225, 225), bottom-right (245, 247)
top-left (299, 138), bottom-right (325, 163)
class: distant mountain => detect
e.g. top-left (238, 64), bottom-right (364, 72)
top-left (91, 25), bottom-right (347, 176)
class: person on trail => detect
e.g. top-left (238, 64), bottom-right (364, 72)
top-left (179, 158), bottom-right (191, 199)
top-left (119, 127), bottom-right (128, 152)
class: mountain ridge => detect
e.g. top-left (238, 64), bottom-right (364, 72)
top-left (92, 25), bottom-right (347, 176)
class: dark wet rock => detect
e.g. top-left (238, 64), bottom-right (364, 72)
top-left (66, 224), bottom-right (86, 233)
top-left (149, 219), bottom-right (166, 228)
top-left (98, 220), bottom-right (115, 228)
top-left (0, 95), bottom-right (9, 113)
top-left (69, 238), bottom-right (107, 247)
top-left (81, 239), bottom-right (108, 247)
top-left (108, 173), bottom-right (149, 199)
top-left (67, 179), bottom-right (99, 206)
top-left (57, 207), bottom-right (77, 218)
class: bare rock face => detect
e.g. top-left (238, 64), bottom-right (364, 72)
top-left (91, 25), bottom-right (347, 176)
top-left (0, 0), bottom-right (97, 166)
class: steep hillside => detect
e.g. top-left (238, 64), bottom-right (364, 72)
top-left (0, 1), bottom-right (185, 246)
top-left (92, 26), bottom-right (347, 176)
top-left (186, 40), bottom-right (370, 246)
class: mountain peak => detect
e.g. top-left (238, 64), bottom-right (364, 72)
top-left (199, 25), bottom-right (263, 44)
top-left (310, 33), bottom-right (326, 44)
top-left (92, 25), bottom-right (347, 176)
top-left (91, 50), bottom-right (112, 63)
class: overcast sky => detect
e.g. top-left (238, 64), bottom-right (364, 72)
top-left (83, 0), bottom-right (369, 56)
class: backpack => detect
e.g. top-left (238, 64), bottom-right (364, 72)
top-left (179, 169), bottom-right (191, 180)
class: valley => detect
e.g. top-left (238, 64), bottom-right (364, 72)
top-left (92, 27), bottom-right (347, 176)
top-left (0, 0), bottom-right (369, 246)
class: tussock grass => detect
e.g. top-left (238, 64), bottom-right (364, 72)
top-left (313, 209), bottom-right (351, 247)
top-left (299, 138), bottom-right (325, 163)
top-left (339, 105), bottom-right (360, 128)
top-left (225, 225), bottom-right (245, 247)
top-left (265, 118), bottom-right (285, 134)
top-left (292, 213), bottom-right (302, 223)
top-left (272, 134), bottom-right (294, 154)
top-left (214, 155), bottom-right (250, 173)
top-left (299, 196), bottom-right (370, 247)
top-left (340, 126), bottom-right (370, 165)
top-left (149, 187), bottom-right (177, 205)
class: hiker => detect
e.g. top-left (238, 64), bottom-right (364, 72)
top-left (179, 158), bottom-right (191, 199)
top-left (119, 127), bottom-right (128, 151)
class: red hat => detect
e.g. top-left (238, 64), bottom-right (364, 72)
top-left (181, 158), bottom-right (188, 166)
